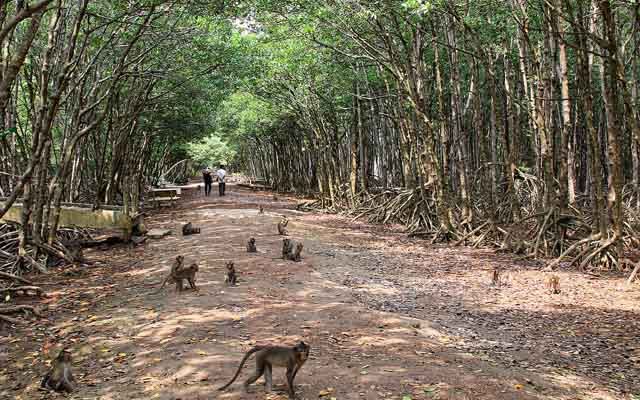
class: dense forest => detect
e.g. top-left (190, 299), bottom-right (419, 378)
top-left (2, 2), bottom-right (640, 399)
top-left (1, 0), bottom-right (640, 279)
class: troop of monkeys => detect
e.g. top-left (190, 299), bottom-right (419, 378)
top-left (41, 212), bottom-right (309, 398)
top-left (42, 340), bottom-right (311, 399)
top-left (492, 267), bottom-right (562, 294)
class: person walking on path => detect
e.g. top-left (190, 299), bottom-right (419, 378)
top-left (202, 167), bottom-right (213, 196)
top-left (216, 165), bottom-right (227, 196)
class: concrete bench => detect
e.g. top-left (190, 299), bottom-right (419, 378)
top-left (150, 188), bottom-right (180, 197)
top-left (148, 196), bottom-right (180, 208)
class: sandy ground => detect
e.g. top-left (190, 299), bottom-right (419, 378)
top-left (1, 183), bottom-right (639, 400)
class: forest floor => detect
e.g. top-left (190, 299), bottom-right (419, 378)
top-left (1, 184), bottom-right (640, 400)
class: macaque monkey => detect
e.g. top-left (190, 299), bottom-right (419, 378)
top-left (277, 216), bottom-right (289, 236)
top-left (174, 263), bottom-right (199, 292)
top-left (259, 205), bottom-right (264, 214)
top-left (218, 341), bottom-right (310, 399)
top-left (182, 222), bottom-right (201, 235)
top-left (288, 242), bottom-right (303, 262)
top-left (41, 348), bottom-right (76, 393)
top-left (282, 238), bottom-right (303, 262)
top-left (247, 237), bottom-right (257, 253)
top-left (490, 267), bottom-right (502, 286)
top-left (273, 195), bottom-right (279, 201)
top-left (156, 255), bottom-right (184, 290)
top-left (154, 256), bottom-right (198, 293)
top-left (224, 261), bottom-right (237, 286)
top-left (282, 238), bottom-right (293, 260)
top-left (547, 275), bottom-right (561, 294)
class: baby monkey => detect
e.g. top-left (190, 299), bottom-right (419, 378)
top-left (247, 237), bottom-right (257, 253)
top-left (41, 348), bottom-right (76, 393)
top-left (224, 261), bottom-right (237, 286)
top-left (218, 341), bottom-right (310, 399)
top-left (282, 238), bottom-right (303, 262)
top-left (277, 216), bottom-right (289, 236)
top-left (182, 222), bottom-right (201, 235)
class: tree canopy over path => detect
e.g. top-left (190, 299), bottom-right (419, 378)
top-left (2, 186), bottom-right (639, 399)
top-left (2, 0), bottom-right (640, 274)
top-left (2, 0), bottom-right (640, 398)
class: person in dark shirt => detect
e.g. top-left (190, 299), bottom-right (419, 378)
top-left (202, 167), bottom-right (213, 196)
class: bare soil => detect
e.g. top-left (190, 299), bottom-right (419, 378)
top-left (1, 184), bottom-right (639, 400)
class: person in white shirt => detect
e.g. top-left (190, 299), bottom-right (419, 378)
top-left (216, 165), bottom-right (227, 196)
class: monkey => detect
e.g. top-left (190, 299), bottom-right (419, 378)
top-left (247, 237), bottom-right (257, 253)
top-left (155, 256), bottom-right (197, 293)
top-left (277, 216), bottom-right (289, 236)
top-left (218, 341), bottom-right (310, 399)
top-left (281, 238), bottom-right (303, 262)
top-left (490, 267), bottom-right (502, 286)
top-left (173, 263), bottom-right (199, 292)
top-left (182, 222), bottom-right (201, 235)
top-left (41, 348), bottom-right (76, 393)
top-left (273, 195), bottom-right (279, 201)
top-left (224, 261), bottom-right (237, 286)
top-left (547, 275), bottom-right (561, 294)
top-left (282, 238), bottom-right (293, 260)
top-left (289, 242), bottom-right (303, 262)
top-left (259, 205), bottom-right (264, 214)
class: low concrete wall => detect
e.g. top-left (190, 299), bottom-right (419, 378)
top-left (0, 202), bottom-right (133, 235)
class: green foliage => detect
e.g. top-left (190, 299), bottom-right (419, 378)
top-left (186, 134), bottom-right (236, 167)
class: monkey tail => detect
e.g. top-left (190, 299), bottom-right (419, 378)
top-left (217, 346), bottom-right (264, 391)
top-left (151, 275), bottom-right (170, 294)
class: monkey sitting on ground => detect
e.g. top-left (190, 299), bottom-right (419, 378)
top-left (247, 237), bottom-right (257, 253)
top-left (282, 238), bottom-right (303, 262)
top-left (259, 205), bottom-right (264, 214)
top-left (490, 267), bottom-right (502, 286)
top-left (277, 216), bottom-right (289, 235)
top-left (218, 341), bottom-right (310, 399)
top-left (273, 195), bottom-right (279, 201)
top-left (547, 275), bottom-right (561, 294)
top-left (182, 222), bottom-right (201, 235)
top-left (41, 348), bottom-right (76, 393)
top-left (224, 261), bottom-right (237, 286)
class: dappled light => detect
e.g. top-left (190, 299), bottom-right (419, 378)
top-left (2, 187), bottom-right (638, 399)
top-left (1, 0), bottom-right (640, 399)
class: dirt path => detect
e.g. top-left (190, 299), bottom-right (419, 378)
top-left (1, 184), bottom-right (639, 400)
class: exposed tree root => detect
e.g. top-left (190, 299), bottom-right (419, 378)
top-left (627, 261), bottom-right (640, 285)
top-left (0, 304), bottom-right (43, 318)
top-left (297, 186), bottom-right (637, 274)
top-left (0, 314), bottom-right (25, 325)
top-left (0, 271), bottom-right (33, 285)
top-left (0, 286), bottom-right (44, 297)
